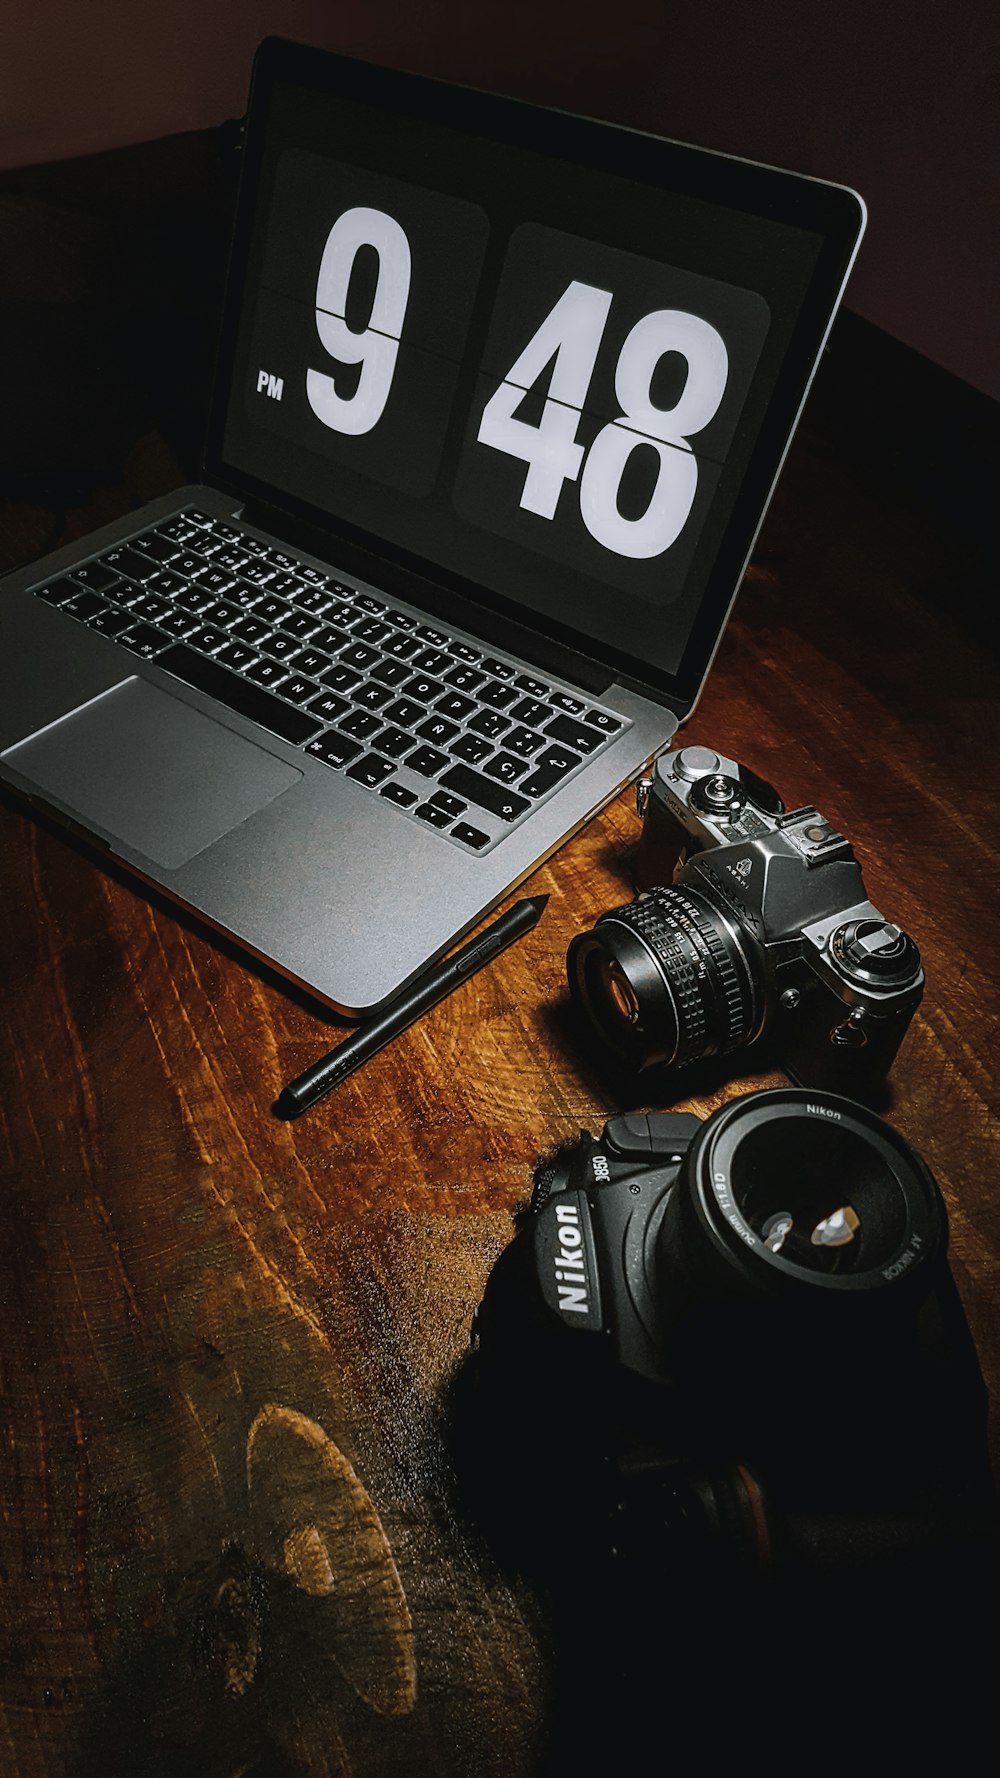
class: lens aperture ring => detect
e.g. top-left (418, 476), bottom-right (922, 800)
top-left (620, 886), bottom-right (757, 1066)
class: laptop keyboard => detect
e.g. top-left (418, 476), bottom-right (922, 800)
top-left (31, 507), bottom-right (631, 854)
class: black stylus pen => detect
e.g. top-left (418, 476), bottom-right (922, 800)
top-left (276, 894), bottom-right (549, 1118)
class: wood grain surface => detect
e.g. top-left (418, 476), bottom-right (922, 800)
top-left (1, 168), bottom-right (998, 1775)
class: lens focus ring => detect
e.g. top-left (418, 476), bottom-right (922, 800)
top-left (608, 885), bottom-right (758, 1066)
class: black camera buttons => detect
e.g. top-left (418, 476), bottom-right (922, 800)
top-left (605, 1112), bottom-right (701, 1161)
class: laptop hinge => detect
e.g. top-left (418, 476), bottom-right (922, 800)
top-left (238, 497), bottom-right (627, 701)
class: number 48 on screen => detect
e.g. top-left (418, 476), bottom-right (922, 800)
top-left (477, 279), bottom-right (728, 561)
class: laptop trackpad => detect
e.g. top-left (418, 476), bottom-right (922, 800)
top-left (3, 676), bottom-right (302, 869)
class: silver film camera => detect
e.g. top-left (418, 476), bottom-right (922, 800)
top-left (567, 745), bottom-right (923, 1094)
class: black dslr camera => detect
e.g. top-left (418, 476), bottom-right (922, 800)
top-left (567, 745), bottom-right (923, 1095)
top-left (471, 1090), bottom-right (997, 1592)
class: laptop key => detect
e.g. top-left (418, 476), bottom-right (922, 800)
top-left (289, 647), bottom-right (329, 677)
top-left (545, 714), bottom-right (603, 754)
top-left (382, 697), bottom-right (426, 729)
top-left (320, 662), bottom-right (363, 693)
top-left (135, 534), bottom-right (181, 565)
top-left (480, 656), bottom-right (516, 680)
top-left (147, 568), bottom-right (187, 596)
top-left (429, 790), bottom-right (467, 818)
top-left (380, 781), bottom-right (418, 808)
top-left (509, 697), bottom-right (550, 727)
top-left (354, 593), bottom-right (385, 614)
top-left (175, 583), bottom-right (216, 613)
top-left (370, 659), bottom-right (412, 687)
top-left (468, 710), bottom-right (511, 740)
top-left (352, 682), bottom-right (395, 711)
top-left (242, 559), bottom-right (278, 585)
top-left (441, 664), bottom-right (483, 689)
top-left (213, 547), bottom-right (255, 574)
top-left (415, 624), bottom-right (449, 646)
top-left (156, 516), bottom-right (201, 543)
top-left (450, 733), bottom-right (494, 766)
top-left (347, 754), bottom-right (397, 790)
top-left (88, 606), bottom-right (134, 638)
top-left (480, 680), bottom-right (520, 709)
top-left (35, 577), bottom-right (83, 605)
top-left (295, 586), bottom-right (335, 615)
top-left (279, 675), bottom-right (322, 704)
top-left (339, 642), bottom-right (382, 672)
top-left (198, 568), bottom-right (238, 595)
top-left (519, 744), bottom-right (582, 798)
top-left (196, 597), bottom-right (240, 627)
top-left (383, 632), bottom-right (423, 659)
top-left (255, 594), bottom-right (295, 625)
top-left (158, 644), bottom-right (321, 744)
top-left (434, 692), bottom-right (477, 723)
top-left (64, 589), bottom-right (108, 621)
top-left (246, 658), bottom-right (289, 688)
top-left (447, 642), bottom-right (481, 663)
top-left (549, 691), bottom-right (586, 715)
top-left (259, 631), bottom-right (300, 660)
top-left (401, 675), bottom-right (444, 703)
top-left (411, 648), bottom-right (451, 676)
top-left (305, 731), bottom-right (364, 768)
top-left (483, 752), bottom-right (529, 783)
top-left (416, 803), bottom-right (452, 829)
top-left (159, 608), bottom-right (201, 639)
top-left (439, 764), bottom-right (529, 821)
top-left (71, 561), bottom-right (122, 593)
top-left (307, 689), bottom-right (351, 723)
top-left (186, 625), bottom-right (230, 654)
top-left (130, 593), bottom-right (173, 623)
top-left (104, 545), bottom-right (157, 581)
top-left (229, 582), bottom-right (266, 611)
top-left (407, 745), bottom-right (449, 778)
top-left (352, 617), bottom-right (392, 644)
top-left (585, 709), bottom-right (624, 733)
top-left (119, 622), bottom-right (169, 658)
top-left (283, 610), bottom-right (323, 640)
top-left (416, 714), bottom-right (459, 747)
top-left (372, 726), bottom-right (416, 760)
top-left (311, 623), bottom-right (351, 651)
top-left (169, 552), bottom-right (211, 579)
top-left (452, 821), bottom-right (490, 850)
top-left (216, 641), bottom-right (259, 673)
top-left (505, 726), bottom-right (546, 758)
top-left (339, 710), bottom-right (382, 741)
top-left (514, 674), bottom-right (551, 698)
top-left (230, 615), bottom-right (272, 645)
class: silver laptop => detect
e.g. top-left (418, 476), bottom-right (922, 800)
top-left (0, 40), bottom-right (864, 1016)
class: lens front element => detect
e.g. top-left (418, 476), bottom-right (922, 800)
top-left (684, 1089), bottom-right (944, 1301)
top-left (567, 885), bottom-right (760, 1071)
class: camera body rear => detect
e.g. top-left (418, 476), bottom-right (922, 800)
top-left (568, 745), bottom-right (923, 1093)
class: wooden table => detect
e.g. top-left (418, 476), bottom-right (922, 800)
top-left (2, 296), bottom-right (998, 1769)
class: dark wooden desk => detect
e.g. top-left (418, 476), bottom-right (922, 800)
top-left (1, 148), bottom-right (998, 1772)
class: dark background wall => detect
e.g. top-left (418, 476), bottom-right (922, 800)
top-left (1, 0), bottom-right (997, 398)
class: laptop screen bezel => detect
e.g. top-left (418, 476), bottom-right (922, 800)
top-left (204, 36), bottom-right (865, 719)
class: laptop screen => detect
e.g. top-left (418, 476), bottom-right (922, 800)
top-left (212, 40), bottom-right (864, 709)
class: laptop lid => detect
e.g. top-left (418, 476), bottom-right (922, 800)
top-left (206, 38), bottom-right (865, 722)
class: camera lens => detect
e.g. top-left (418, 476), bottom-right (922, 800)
top-left (567, 885), bottom-right (761, 1070)
top-left (673, 1089), bottom-right (945, 1304)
